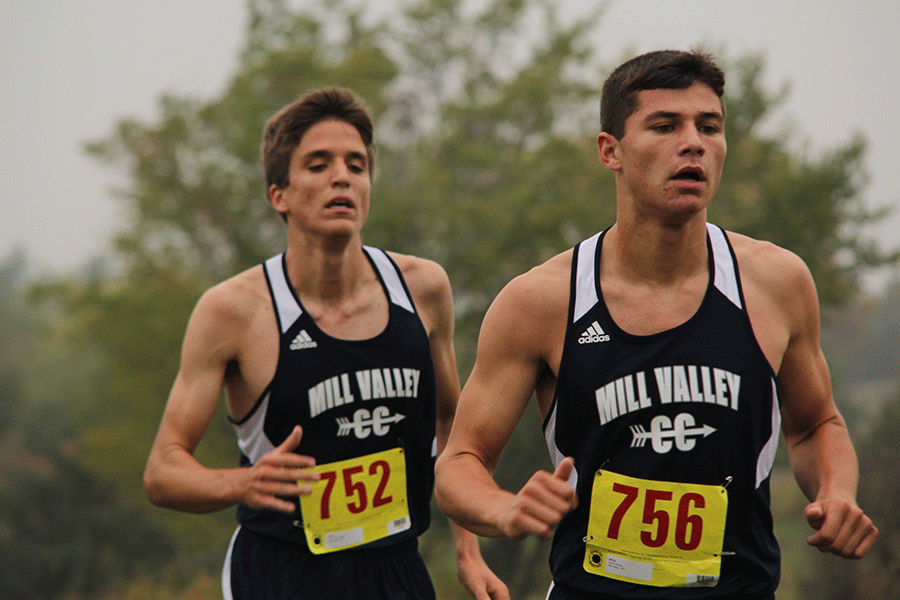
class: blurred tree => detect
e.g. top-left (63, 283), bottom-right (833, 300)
top-left (790, 396), bottom-right (900, 600)
top-left (0, 253), bottom-right (176, 600)
top-left (40, 0), bottom-right (897, 598)
top-left (0, 440), bottom-right (175, 600)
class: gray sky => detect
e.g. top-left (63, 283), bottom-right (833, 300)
top-left (2, 0), bottom-right (899, 290)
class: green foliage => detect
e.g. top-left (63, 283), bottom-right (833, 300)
top-left (710, 53), bottom-right (894, 306)
top-left (31, 0), bottom-right (899, 598)
top-left (0, 441), bottom-right (175, 600)
top-left (0, 255), bottom-right (176, 600)
top-left (783, 397), bottom-right (900, 600)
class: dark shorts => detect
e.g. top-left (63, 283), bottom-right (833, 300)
top-left (546, 581), bottom-right (775, 600)
top-left (223, 527), bottom-right (436, 600)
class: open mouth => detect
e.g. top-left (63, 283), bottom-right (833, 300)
top-left (672, 167), bottom-right (706, 182)
top-left (327, 198), bottom-right (354, 209)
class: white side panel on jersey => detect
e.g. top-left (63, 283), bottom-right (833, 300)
top-left (707, 223), bottom-right (743, 310)
top-left (364, 246), bottom-right (415, 313)
top-left (221, 526), bottom-right (240, 600)
top-left (756, 379), bottom-right (781, 489)
top-left (544, 402), bottom-right (579, 491)
top-left (234, 392), bottom-right (276, 464)
top-left (573, 232), bottom-right (602, 323)
top-left (264, 254), bottom-right (303, 333)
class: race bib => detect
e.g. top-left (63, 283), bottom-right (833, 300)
top-left (298, 447), bottom-right (410, 554)
top-left (583, 469), bottom-right (728, 587)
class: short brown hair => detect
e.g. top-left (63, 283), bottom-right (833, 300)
top-left (601, 49), bottom-right (725, 140)
top-left (261, 86), bottom-right (375, 190)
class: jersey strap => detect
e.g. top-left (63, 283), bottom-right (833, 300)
top-left (364, 247), bottom-right (415, 313)
top-left (263, 254), bottom-right (303, 334)
top-left (707, 223), bottom-right (742, 309)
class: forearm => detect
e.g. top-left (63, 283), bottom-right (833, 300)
top-left (435, 452), bottom-right (513, 538)
top-left (788, 417), bottom-right (859, 503)
top-left (144, 446), bottom-right (245, 513)
top-left (450, 519), bottom-right (483, 558)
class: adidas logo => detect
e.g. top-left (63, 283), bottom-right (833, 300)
top-left (578, 321), bottom-right (610, 344)
top-left (290, 330), bottom-right (318, 350)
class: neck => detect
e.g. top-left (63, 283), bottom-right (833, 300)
top-left (283, 233), bottom-right (369, 303)
top-left (605, 217), bottom-right (708, 287)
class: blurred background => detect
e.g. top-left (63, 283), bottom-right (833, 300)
top-left (1, 1), bottom-right (898, 598)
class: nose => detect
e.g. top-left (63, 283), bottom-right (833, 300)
top-left (331, 160), bottom-right (351, 187)
top-left (679, 125), bottom-right (705, 156)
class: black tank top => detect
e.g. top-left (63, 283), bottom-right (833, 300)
top-left (545, 224), bottom-right (781, 598)
top-left (232, 247), bottom-right (437, 551)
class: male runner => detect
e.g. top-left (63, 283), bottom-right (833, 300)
top-left (435, 50), bottom-right (877, 599)
top-left (144, 87), bottom-right (507, 600)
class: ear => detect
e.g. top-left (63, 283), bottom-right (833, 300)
top-left (269, 183), bottom-right (289, 217)
top-left (597, 132), bottom-right (622, 172)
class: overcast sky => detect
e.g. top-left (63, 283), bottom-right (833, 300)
top-left (2, 0), bottom-right (898, 290)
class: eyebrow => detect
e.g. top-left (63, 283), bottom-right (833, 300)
top-left (644, 110), bottom-right (724, 122)
top-left (302, 149), bottom-right (368, 164)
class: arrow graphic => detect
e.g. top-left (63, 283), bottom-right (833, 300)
top-left (630, 423), bottom-right (716, 448)
top-left (337, 409), bottom-right (406, 438)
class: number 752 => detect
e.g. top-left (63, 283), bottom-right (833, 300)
top-left (318, 460), bottom-right (393, 519)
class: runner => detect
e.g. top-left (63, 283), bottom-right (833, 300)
top-left (435, 50), bottom-right (877, 599)
top-left (144, 86), bottom-right (507, 600)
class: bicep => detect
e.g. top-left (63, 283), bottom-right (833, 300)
top-left (425, 267), bottom-right (462, 426)
top-left (397, 255), bottom-right (463, 428)
top-left (445, 287), bottom-right (549, 472)
top-left (774, 261), bottom-right (841, 447)
top-left (151, 295), bottom-right (235, 457)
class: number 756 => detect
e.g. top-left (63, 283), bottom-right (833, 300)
top-left (607, 482), bottom-right (705, 551)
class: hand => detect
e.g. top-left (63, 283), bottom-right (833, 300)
top-left (457, 551), bottom-right (510, 600)
top-left (239, 426), bottom-right (319, 514)
top-left (804, 497), bottom-right (878, 558)
top-left (498, 457), bottom-right (578, 540)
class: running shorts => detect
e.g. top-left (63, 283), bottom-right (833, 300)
top-left (223, 526), bottom-right (437, 600)
top-left (546, 580), bottom-right (775, 600)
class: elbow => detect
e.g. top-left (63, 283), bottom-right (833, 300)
top-left (143, 461), bottom-right (169, 508)
top-left (433, 452), bottom-right (456, 515)
top-left (433, 450), bottom-right (476, 523)
top-left (433, 454), bottom-right (448, 502)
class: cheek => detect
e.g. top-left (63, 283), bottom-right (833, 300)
top-left (625, 149), bottom-right (661, 183)
top-left (711, 143), bottom-right (727, 178)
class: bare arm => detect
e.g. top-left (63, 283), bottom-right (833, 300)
top-left (765, 249), bottom-right (878, 558)
top-left (435, 262), bottom-right (577, 541)
top-left (398, 254), bottom-right (509, 600)
top-left (143, 277), bottom-right (318, 514)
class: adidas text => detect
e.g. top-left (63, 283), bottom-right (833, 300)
top-left (290, 330), bottom-right (318, 350)
top-left (579, 321), bottom-right (610, 344)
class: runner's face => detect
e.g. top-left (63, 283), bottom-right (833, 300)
top-left (601, 83), bottom-right (726, 223)
top-left (271, 119), bottom-right (371, 238)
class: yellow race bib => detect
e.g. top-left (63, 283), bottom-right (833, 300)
top-left (298, 447), bottom-right (410, 554)
top-left (584, 470), bottom-right (728, 587)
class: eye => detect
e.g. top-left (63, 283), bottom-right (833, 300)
top-left (308, 163), bottom-right (327, 172)
top-left (652, 123), bottom-right (675, 133)
top-left (348, 164), bottom-right (365, 175)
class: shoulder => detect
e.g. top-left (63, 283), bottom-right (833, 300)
top-left (172, 264), bottom-right (272, 373)
top-left (493, 248), bottom-right (573, 318)
top-left (479, 248), bottom-right (573, 357)
top-left (191, 266), bottom-right (272, 335)
top-left (385, 251), bottom-right (452, 306)
top-left (197, 265), bottom-right (269, 319)
top-left (384, 251), bottom-right (453, 339)
top-left (727, 231), bottom-right (815, 294)
top-left (726, 230), bottom-right (819, 338)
